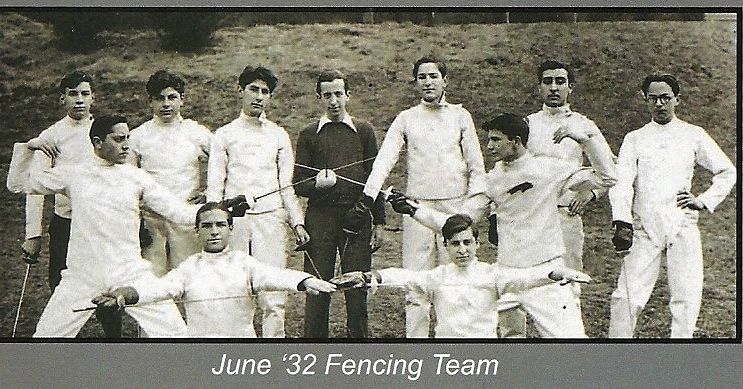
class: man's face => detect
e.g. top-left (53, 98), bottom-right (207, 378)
top-left (150, 87), bottom-right (183, 123)
top-left (197, 209), bottom-right (232, 253)
top-left (445, 228), bottom-right (479, 268)
top-left (94, 123), bottom-right (130, 164)
top-left (241, 79), bottom-right (272, 117)
top-left (645, 81), bottom-right (678, 125)
top-left (61, 81), bottom-right (94, 120)
top-left (486, 129), bottom-right (519, 162)
top-left (416, 62), bottom-right (447, 103)
top-left (539, 68), bottom-right (572, 108)
top-left (318, 78), bottom-right (350, 121)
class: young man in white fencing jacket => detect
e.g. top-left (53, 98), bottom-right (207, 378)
top-left (92, 202), bottom-right (336, 338)
top-left (607, 73), bottom-right (735, 338)
top-left (128, 70), bottom-right (212, 276)
top-left (362, 55), bottom-right (487, 338)
top-left (207, 65), bottom-right (309, 338)
top-left (498, 60), bottom-right (614, 338)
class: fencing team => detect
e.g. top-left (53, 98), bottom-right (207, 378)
top-left (6, 55), bottom-right (735, 339)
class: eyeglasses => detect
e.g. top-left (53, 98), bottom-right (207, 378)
top-left (646, 95), bottom-right (673, 104)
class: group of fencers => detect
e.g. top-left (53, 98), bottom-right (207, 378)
top-left (6, 54), bottom-right (735, 339)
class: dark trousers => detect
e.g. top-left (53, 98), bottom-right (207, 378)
top-left (49, 214), bottom-right (122, 338)
top-left (303, 205), bottom-right (371, 338)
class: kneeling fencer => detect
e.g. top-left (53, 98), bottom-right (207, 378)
top-left (6, 115), bottom-right (214, 337)
top-left (331, 214), bottom-right (591, 338)
top-left (607, 73), bottom-right (735, 338)
top-left (385, 113), bottom-right (617, 338)
top-left (92, 202), bottom-right (336, 338)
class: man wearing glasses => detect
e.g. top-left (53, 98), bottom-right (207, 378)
top-left (607, 73), bottom-right (735, 338)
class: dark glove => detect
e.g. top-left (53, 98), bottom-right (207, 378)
top-left (342, 195), bottom-right (374, 235)
top-left (139, 220), bottom-right (153, 250)
top-left (329, 271), bottom-right (366, 290)
top-left (388, 189), bottom-right (416, 216)
top-left (221, 195), bottom-right (252, 217)
top-left (612, 220), bottom-right (633, 252)
top-left (487, 213), bottom-right (498, 246)
top-left (91, 287), bottom-right (140, 312)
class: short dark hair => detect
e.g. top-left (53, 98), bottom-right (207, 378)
top-left (641, 73), bottom-right (680, 96)
top-left (537, 60), bottom-right (575, 84)
top-left (89, 115), bottom-right (127, 144)
top-left (412, 55), bottom-right (447, 80)
top-left (59, 70), bottom-right (95, 94)
top-left (146, 70), bottom-right (185, 97)
top-left (442, 214), bottom-right (478, 242)
top-left (315, 69), bottom-right (349, 95)
top-left (238, 65), bottom-right (278, 92)
top-left (195, 202), bottom-right (233, 229)
top-left (482, 113), bottom-right (530, 146)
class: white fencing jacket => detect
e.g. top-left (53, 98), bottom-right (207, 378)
top-left (377, 261), bottom-right (556, 338)
top-left (8, 148), bottom-right (198, 280)
top-left (415, 135), bottom-right (617, 268)
top-left (363, 98), bottom-right (486, 200)
top-left (609, 118), bottom-right (735, 244)
top-left (137, 249), bottom-right (312, 337)
top-left (25, 115), bottom-right (94, 238)
top-left (129, 115), bottom-right (212, 202)
top-left (207, 111), bottom-right (303, 226)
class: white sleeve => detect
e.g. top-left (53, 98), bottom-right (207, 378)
top-left (459, 109), bottom-right (487, 195)
top-left (244, 254), bottom-right (311, 291)
top-left (276, 129), bottom-right (304, 227)
top-left (25, 195), bottom-right (44, 239)
top-left (693, 129), bottom-right (736, 212)
top-left (491, 265), bottom-right (554, 295)
top-left (363, 113), bottom-right (406, 199)
top-left (139, 170), bottom-right (200, 225)
top-left (24, 151), bottom-right (52, 238)
top-left (413, 192), bottom-right (491, 233)
top-left (377, 267), bottom-right (439, 295)
top-left (205, 133), bottom-right (227, 202)
top-left (135, 264), bottom-right (188, 303)
top-left (608, 133), bottom-right (638, 223)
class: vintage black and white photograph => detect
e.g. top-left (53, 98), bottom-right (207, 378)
top-left (0, 9), bottom-right (737, 342)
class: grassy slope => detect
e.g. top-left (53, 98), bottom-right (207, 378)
top-left (0, 13), bottom-right (736, 338)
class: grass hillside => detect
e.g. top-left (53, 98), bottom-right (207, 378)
top-left (0, 12), bottom-right (737, 338)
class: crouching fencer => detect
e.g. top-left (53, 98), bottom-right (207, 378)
top-left (330, 214), bottom-right (591, 338)
top-left (92, 202), bottom-right (337, 338)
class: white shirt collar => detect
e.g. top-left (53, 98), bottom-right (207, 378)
top-left (420, 93), bottom-right (449, 109)
top-left (239, 110), bottom-right (268, 125)
top-left (64, 114), bottom-right (93, 125)
top-left (542, 104), bottom-right (572, 117)
top-left (92, 154), bottom-right (116, 167)
top-left (153, 113), bottom-right (185, 126)
top-left (316, 114), bottom-right (357, 133)
top-left (651, 117), bottom-right (679, 127)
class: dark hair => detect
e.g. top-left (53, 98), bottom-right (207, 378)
top-left (315, 69), bottom-right (349, 95)
top-left (195, 202), bottom-right (233, 229)
top-left (537, 60), bottom-right (575, 84)
top-left (442, 214), bottom-right (478, 242)
top-left (641, 73), bottom-right (680, 96)
top-left (146, 70), bottom-right (185, 97)
top-left (482, 113), bottom-right (530, 146)
top-left (89, 115), bottom-right (127, 144)
top-left (238, 65), bottom-right (278, 92)
top-left (59, 70), bottom-right (95, 94)
top-left (412, 55), bottom-right (447, 80)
